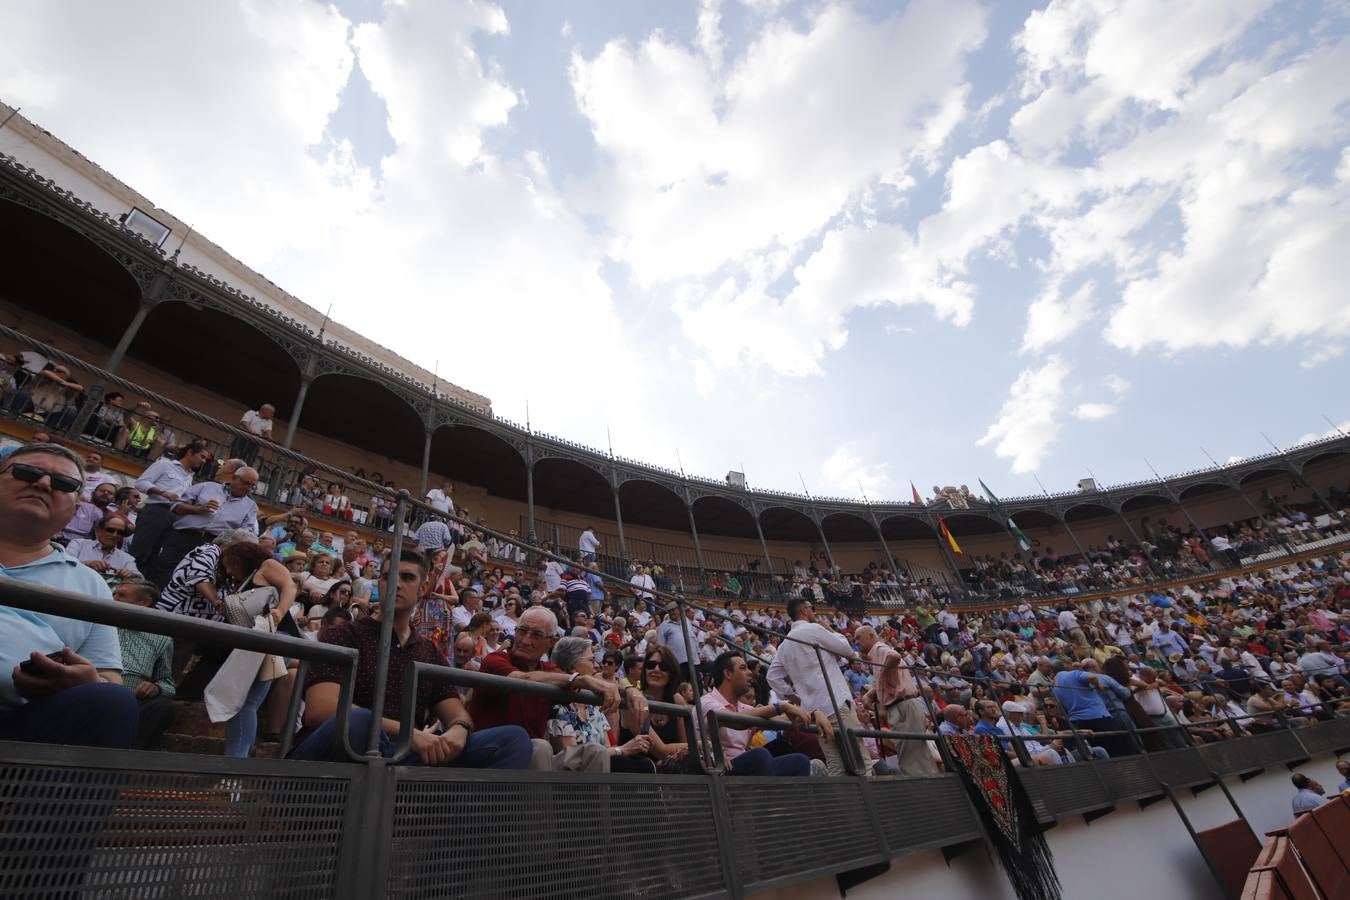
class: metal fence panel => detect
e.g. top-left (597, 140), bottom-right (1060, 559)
top-left (868, 775), bottom-right (980, 853)
top-left (1297, 717), bottom-right (1350, 755)
top-left (0, 742), bottom-right (359, 900)
top-left (1018, 762), bottom-right (1113, 820)
top-left (1148, 748), bottom-right (1214, 789)
top-left (385, 770), bottom-right (728, 900)
top-left (1246, 730), bottom-right (1306, 768)
top-left (1198, 739), bottom-right (1263, 775)
top-left (1096, 756), bottom-right (1162, 802)
top-left (723, 777), bottom-right (882, 892)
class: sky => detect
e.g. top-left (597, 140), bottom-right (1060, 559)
top-left (2, 0), bottom-right (1348, 503)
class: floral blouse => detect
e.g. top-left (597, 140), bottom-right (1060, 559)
top-left (547, 702), bottom-right (612, 747)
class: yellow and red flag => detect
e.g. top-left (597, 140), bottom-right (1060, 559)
top-left (910, 482), bottom-right (924, 506)
top-left (938, 516), bottom-right (963, 555)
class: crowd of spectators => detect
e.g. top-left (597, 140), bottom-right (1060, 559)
top-left (0, 392), bottom-right (1348, 788)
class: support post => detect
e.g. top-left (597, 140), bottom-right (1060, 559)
top-left (685, 495), bottom-right (706, 572)
top-left (69, 297), bottom-right (155, 436)
top-left (612, 483), bottom-right (627, 559)
top-left (753, 509), bottom-right (774, 576)
top-left (417, 429), bottom-right (432, 498)
top-left (813, 513), bottom-right (834, 573)
top-left (366, 492), bottom-right (408, 755)
top-left (933, 518), bottom-right (964, 587)
top-left (282, 373), bottom-right (313, 450)
top-left (871, 515), bottom-right (899, 577)
top-left (525, 460), bottom-right (536, 542)
top-left (1057, 514), bottom-right (1089, 559)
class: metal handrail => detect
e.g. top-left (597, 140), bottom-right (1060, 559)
top-left (0, 573), bottom-right (362, 761)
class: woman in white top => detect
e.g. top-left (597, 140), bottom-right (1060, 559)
top-left (300, 553), bottom-right (343, 602)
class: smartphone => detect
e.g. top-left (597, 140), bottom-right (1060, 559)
top-left (18, 650), bottom-right (66, 674)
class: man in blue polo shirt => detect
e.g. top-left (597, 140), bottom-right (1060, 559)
top-left (0, 443), bottom-right (137, 748)
top-left (1052, 659), bottom-right (1133, 758)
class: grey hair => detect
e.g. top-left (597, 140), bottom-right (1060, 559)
top-left (551, 636), bottom-right (593, 674)
top-left (4, 442), bottom-right (84, 476)
top-left (214, 528), bottom-right (259, 547)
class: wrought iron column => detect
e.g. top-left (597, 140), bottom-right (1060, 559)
top-left (1056, 513), bottom-right (1089, 558)
top-left (752, 508), bottom-right (774, 575)
top-left (525, 459), bottom-right (536, 542)
top-left (870, 514), bottom-right (899, 577)
top-left (685, 493), bottom-right (706, 572)
top-left (282, 373), bottom-right (314, 450)
top-left (69, 294), bottom-right (158, 436)
top-left (813, 512), bottom-right (834, 571)
top-left (417, 428), bottom-right (432, 497)
top-left (105, 297), bottom-right (154, 375)
top-left (612, 483), bottom-right (627, 559)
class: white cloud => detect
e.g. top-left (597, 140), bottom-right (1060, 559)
top-left (1301, 343), bottom-right (1346, 369)
top-left (1104, 373), bottom-right (1131, 398)
top-left (1074, 402), bottom-right (1116, 420)
top-left (571, 0), bottom-right (988, 373)
top-left (977, 355), bottom-right (1070, 473)
top-left (1023, 279), bottom-right (1095, 350)
top-left (820, 444), bottom-right (890, 499)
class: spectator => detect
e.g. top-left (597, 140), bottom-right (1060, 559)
top-left (78, 450), bottom-right (117, 500)
top-left (468, 606), bottom-right (638, 771)
top-left (1052, 660), bottom-right (1132, 757)
top-left (1336, 759), bottom-right (1350, 794)
top-left (413, 516), bottom-right (456, 555)
top-left (578, 525), bottom-right (601, 562)
top-left (290, 548), bottom-right (532, 768)
top-left (629, 563), bottom-right (656, 603)
top-left (232, 403), bottom-right (274, 465)
top-left (547, 636), bottom-right (655, 773)
top-left (856, 625), bottom-right (937, 776)
top-left (111, 579), bottom-right (176, 749)
top-left (1291, 773), bottom-right (1325, 816)
top-left (131, 441), bottom-right (211, 571)
top-left (701, 650), bottom-right (813, 776)
top-left (0, 442), bottom-right (136, 748)
top-left (767, 595), bottom-right (865, 776)
top-left (86, 391), bottom-right (126, 443)
top-left (66, 513), bottom-right (140, 581)
top-left (997, 701), bottom-right (1070, 765)
top-left (620, 644), bottom-right (692, 771)
top-left (58, 481), bottom-right (116, 544)
top-left (658, 603), bottom-right (699, 684)
top-left (150, 460), bottom-right (256, 585)
top-left (425, 481), bottom-right (454, 515)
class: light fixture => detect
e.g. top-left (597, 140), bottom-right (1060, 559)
top-left (120, 206), bottom-right (171, 248)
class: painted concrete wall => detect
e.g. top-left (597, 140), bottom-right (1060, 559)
top-left (760, 752), bottom-right (1348, 900)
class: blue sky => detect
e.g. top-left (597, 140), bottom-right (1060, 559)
top-left (2, 0), bottom-right (1348, 502)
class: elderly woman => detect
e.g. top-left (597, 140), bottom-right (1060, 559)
top-left (300, 553), bottom-right (343, 603)
top-left (548, 636), bottom-right (655, 774)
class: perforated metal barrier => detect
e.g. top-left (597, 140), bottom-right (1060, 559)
top-left (0, 742), bottom-right (361, 900)
top-left (0, 731), bottom-right (1345, 898)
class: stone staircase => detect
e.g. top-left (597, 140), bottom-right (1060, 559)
top-left (156, 700), bottom-right (282, 759)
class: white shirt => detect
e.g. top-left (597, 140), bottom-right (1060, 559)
top-left (1058, 611), bottom-right (1079, 630)
top-left (425, 489), bottom-right (454, 514)
top-left (81, 469), bottom-right (118, 501)
top-left (766, 620), bottom-right (854, 716)
top-left (578, 530), bottom-right (601, 554)
top-left (629, 573), bottom-right (655, 600)
top-left (240, 409), bottom-right (273, 438)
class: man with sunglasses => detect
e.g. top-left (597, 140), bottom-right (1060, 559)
top-left (66, 513), bottom-right (141, 581)
top-left (0, 442), bottom-right (137, 748)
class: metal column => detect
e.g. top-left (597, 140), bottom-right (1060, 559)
top-left (685, 495), bottom-right (706, 572)
top-left (752, 509), bottom-right (774, 575)
top-left (282, 374), bottom-right (313, 450)
top-left (417, 429), bottom-right (432, 498)
top-left (612, 483), bottom-right (627, 559)
top-left (525, 460), bottom-right (536, 542)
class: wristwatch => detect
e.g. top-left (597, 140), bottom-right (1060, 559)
top-left (448, 719), bottom-right (474, 737)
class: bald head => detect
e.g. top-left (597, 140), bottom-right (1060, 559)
top-left (854, 626), bottom-right (877, 651)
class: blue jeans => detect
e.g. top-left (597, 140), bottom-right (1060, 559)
top-left (224, 678), bottom-right (272, 758)
top-left (289, 707), bottom-right (533, 769)
top-left (0, 682), bottom-right (138, 749)
top-left (728, 747), bottom-right (811, 776)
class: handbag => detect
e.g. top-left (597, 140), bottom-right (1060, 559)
top-left (222, 567), bottom-right (279, 628)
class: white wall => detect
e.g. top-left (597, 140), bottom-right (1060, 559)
top-left (762, 751), bottom-right (1347, 899)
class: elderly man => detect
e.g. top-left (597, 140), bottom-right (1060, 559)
top-left (232, 403), bottom-right (274, 466)
top-left (0, 442), bottom-right (137, 748)
top-left (855, 625), bottom-right (937, 776)
top-left (767, 595), bottom-right (866, 776)
top-left (468, 605), bottom-right (645, 771)
top-left (149, 459), bottom-right (255, 586)
top-left (452, 587), bottom-right (484, 631)
top-left (994, 701), bottom-right (1067, 766)
top-left (290, 548), bottom-right (531, 768)
top-left (1053, 660), bottom-right (1133, 757)
top-left (658, 603), bottom-right (700, 684)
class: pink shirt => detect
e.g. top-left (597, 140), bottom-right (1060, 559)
top-left (866, 641), bottom-right (915, 707)
top-left (699, 688), bottom-right (754, 761)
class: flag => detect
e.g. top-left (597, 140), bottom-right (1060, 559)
top-left (911, 482), bottom-right (924, 506)
top-left (938, 516), bottom-right (963, 555)
top-left (979, 478), bottom-right (1032, 552)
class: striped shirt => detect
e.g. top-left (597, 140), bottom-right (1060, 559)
top-left (118, 629), bottom-right (176, 697)
top-left (562, 576), bottom-right (590, 596)
top-left (156, 543), bottom-right (223, 621)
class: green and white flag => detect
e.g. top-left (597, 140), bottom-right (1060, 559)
top-left (979, 478), bottom-right (1032, 552)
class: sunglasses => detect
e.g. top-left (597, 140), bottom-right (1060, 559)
top-left (4, 463), bottom-right (82, 493)
top-left (644, 658), bottom-right (673, 673)
top-left (100, 526), bottom-right (127, 536)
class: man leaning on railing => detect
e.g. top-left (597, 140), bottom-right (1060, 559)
top-left (288, 547), bottom-right (533, 768)
top-left (0, 442), bottom-right (138, 748)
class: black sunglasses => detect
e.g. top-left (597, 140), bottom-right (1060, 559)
top-left (4, 463), bottom-right (82, 494)
top-left (644, 658), bottom-right (672, 672)
top-left (100, 525), bottom-right (127, 536)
